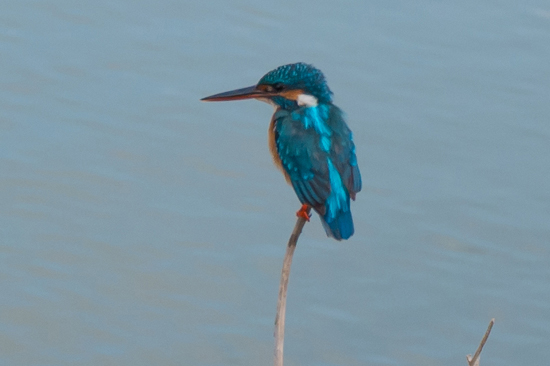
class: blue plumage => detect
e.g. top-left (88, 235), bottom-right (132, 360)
top-left (272, 101), bottom-right (361, 240)
top-left (202, 63), bottom-right (362, 240)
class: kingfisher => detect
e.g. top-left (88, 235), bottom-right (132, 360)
top-left (202, 63), bottom-right (361, 240)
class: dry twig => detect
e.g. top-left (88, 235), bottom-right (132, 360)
top-left (274, 209), bottom-right (311, 366)
top-left (466, 318), bottom-right (495, 366)
top-left (273, 212), bottom-right (494, 366)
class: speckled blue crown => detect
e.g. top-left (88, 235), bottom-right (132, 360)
top-left (258, 63), bottom-right (333, 104)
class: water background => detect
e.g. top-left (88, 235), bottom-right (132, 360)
top-left (1, 1), bottom-right (549, 365)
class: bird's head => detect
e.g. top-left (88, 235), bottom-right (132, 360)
top-left (202, 63), bottom-right (333, 109)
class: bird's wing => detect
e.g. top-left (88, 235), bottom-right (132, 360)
top-left (326, 106), bottom-right (362, 199)
top-left (273, 110), bottom-right (331, 215)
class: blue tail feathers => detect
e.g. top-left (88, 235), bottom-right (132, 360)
top-left (320, 209), bottom-right (354, 240)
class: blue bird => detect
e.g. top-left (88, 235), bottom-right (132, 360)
top-left (202, 63), bottom-right (361, 240)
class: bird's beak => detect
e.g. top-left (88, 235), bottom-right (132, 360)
top-left (201, 85), bottom-right (269, 102)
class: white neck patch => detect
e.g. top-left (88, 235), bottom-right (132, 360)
top-left (297, 93), bottom-right (318, 107)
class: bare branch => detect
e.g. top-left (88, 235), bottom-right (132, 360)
top-left (466, 318), bottom-right (495, 366)
top-left (274, 209), bottom-right (311, 366)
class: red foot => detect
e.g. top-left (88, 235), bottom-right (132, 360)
top-left (296, 204), bottom-right (311, 221)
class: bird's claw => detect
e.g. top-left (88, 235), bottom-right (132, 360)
top-left (296, 204), bottom-right (311, 221)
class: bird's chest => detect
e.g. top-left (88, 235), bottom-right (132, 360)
top-left (268, 110), bottom-right (330, 181)
top-left (268, 115), bottom-right (290, 181)
top-left (269, 112), bottom-right (312, 155)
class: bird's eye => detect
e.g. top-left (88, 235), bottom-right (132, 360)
top-left (272, 83), bottom-right (285, 92)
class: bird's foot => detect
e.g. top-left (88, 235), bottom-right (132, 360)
top-left (296, 204), bottom-right (311, 221)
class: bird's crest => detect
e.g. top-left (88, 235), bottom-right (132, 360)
top-left (258, 63), bottom-right (333, 105)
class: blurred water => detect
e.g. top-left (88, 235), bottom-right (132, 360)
top-left (1, 1), bottom-right (549, 365)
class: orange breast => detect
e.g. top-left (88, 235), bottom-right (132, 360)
top-left (268, 115), bottom-right (291, 184)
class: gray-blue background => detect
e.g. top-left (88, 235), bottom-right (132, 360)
top-left (1, 1), bottom-right (549, 365)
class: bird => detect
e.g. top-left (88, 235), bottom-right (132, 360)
top-left (202, 63), bottom-right (361, 240)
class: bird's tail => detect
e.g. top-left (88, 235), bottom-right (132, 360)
top-left (320, 209), bottom-right (354, 241)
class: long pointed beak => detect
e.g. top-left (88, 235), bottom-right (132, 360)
top-left (201, 85), bottom-right (268, 102)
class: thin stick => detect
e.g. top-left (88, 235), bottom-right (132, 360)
top-left (466, 318), bottom-right (495, 366)
top-left (274, 209), bottom-right (311, 366)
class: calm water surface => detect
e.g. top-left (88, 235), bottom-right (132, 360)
top-left (1, 1), bottom-right (549, 365)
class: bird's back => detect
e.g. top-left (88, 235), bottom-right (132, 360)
top-left (270, 103), bottom-right (361, 240)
